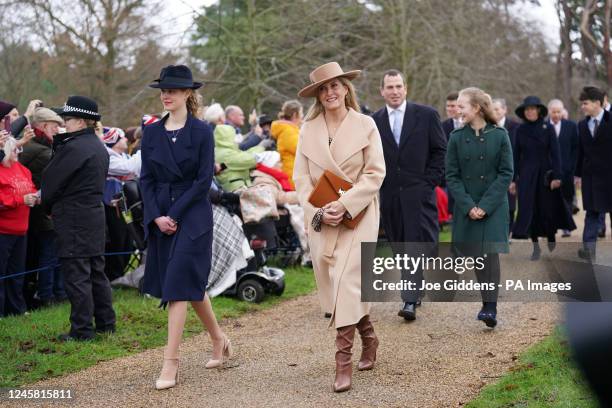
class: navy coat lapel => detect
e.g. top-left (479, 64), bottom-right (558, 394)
top-left (399, 102), bottom-right (419, 150)
top-left (172, 114), bottom-right (195, 166)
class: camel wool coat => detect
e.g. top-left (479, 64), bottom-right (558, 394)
top-left (293, 108), bottom-right (386, 328)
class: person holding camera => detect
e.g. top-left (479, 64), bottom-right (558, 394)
top-left (0, 136), bottom-right (37, 317)
top-left (41, 95), bottom-right (116, 341)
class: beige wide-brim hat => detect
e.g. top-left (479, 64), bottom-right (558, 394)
top-left (298, 62), bottom-right (361, 98)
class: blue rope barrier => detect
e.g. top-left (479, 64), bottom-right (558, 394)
top-left (0, 251), bottom-right (139, 281)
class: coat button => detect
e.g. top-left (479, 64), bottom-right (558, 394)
top-left (479, 155), bottom-right (484, 160)
top-left (399, 186), bottom-right (403, 191)
top-left (466, 139), bottom-right (471, 143)
top-left (480, 138), bottom-right (485, 142)
top-left (465, 156), bottom-right (470, 161)
top-left (480, 175), bottom-right (485, 180)
top-left (466, 175), bottom-right (471, 180)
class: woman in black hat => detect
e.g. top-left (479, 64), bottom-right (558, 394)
top-left (510, 96), bottom-right (576, 259)
top-left (140, 65), bottom-right (231, 390)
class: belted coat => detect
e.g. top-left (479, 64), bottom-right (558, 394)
top-left (293, 108), bottom-right (386, 328)
top-left (140, 114), bottom-right (215, 303)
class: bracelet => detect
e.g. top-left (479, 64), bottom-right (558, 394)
top-left (311, 208), bottom-right (324, 232)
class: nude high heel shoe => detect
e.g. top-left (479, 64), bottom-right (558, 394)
top-left (205, 336), bottom-right (232, 369)
top-left (155, 358), bottom-right (179, 390)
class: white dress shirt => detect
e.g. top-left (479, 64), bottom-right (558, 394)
top-left (551, 120), bottom-right (562, 138)
top-left (386, 100), bottom-right (406, 135)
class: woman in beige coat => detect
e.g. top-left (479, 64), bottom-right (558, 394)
top-left (293, 62), bottom-right (386, 393)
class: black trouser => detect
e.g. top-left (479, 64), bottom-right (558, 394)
top-left (104, 205), bottom-right (132, 282)
top-left (61, 256), bottom-right (116, 338)
top-left (475, 253), bottom-right (500, 303)
top-left (0, 234), bottom-right (27, 317)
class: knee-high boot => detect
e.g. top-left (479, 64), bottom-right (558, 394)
top-left (356, 315), bottom-right (379, 371)
top-left (333, 324), bottom-right (356, 392)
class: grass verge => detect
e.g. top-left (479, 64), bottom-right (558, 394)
top-left (466, 327), bottom-right (597, 407)
top-left (0, 266), bottom-right (315, 387)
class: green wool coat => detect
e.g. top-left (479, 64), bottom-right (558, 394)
top-left (445, 123), bottom-right (514, 253)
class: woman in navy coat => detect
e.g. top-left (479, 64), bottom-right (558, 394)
top-left (510, 96), bottom-right (576, 260)
top-left (140, 65), bottom-right (232, 390)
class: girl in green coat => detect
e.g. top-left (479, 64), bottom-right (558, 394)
top-left (445, 87), bottom-right (514, 328)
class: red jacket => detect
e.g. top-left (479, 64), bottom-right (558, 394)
top-left (0, 161), bottom-right (36, 235)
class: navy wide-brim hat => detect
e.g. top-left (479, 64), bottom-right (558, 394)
top-left (57, 95), bottom-right (101, 121)
top-left (149, 65), bottom-right (203, 89)
top-left (515, 96), bottom-right (548, 121)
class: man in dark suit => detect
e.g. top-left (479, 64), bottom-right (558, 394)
top-left (575, 86), bottom-right (612, 260)
top-left (441, 92), bottom-right (462, 140)
top-left (42, 96), bottom-right (116, 341)
top-left (441, 92), bottom-right (461, 217)
top-left (372, 70), bottom-right (447, 321)
top-left (492, 98), bottom-right (520, 234)
top-left (547, 99), bottom-right (579, 237)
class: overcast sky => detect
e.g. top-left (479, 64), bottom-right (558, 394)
top-left (163, 0), bottom-right (560, 49)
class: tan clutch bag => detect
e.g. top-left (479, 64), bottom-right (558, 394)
top-left (308, 170), bottom-right (365, 229)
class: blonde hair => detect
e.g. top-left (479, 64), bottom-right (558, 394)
top-left (278, 100), bottom-right (303, 120)
top-left (186, 89), bottom-right (200, 117)
top-left (458, 87), bottom-right (497, 125)
top-left (2, 137), bottom-right (17, 167)
top-left (305, 76), bottom-right (360, 121)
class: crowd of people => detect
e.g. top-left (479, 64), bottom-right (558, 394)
top-left (0, 61), bottom-right (611, 393)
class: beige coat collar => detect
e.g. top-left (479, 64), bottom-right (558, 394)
top-left (300, 108), bottom-right (370, 182)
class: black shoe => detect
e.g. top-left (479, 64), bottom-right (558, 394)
top-left (415, 299), bottom-right (422, 307)
top-left (547, 241), bottom-right (556, 252)
top-left (38, 298), bottom-right (55, 308)
top-left (477, 310), bottom-right (497, 328)
top-left (598, 230), bottom-right (606, 238)
top-left (578, 248), bottom-right (595, 260)
top-left (57, 333), bottom-right (94, 342)
top-left (324, 312), bottom-right (332, 319)
top-left (398, 303), bottom-right (416, 321)
top-left (561, 230), bottom-right (571, 238)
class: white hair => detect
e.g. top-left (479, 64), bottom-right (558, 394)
top-left (204, 103), bottom-right (225, 124)
top-left (548, 99), bottom-right (564, 109)
top-left (2, 137), bottom-right (17, 167)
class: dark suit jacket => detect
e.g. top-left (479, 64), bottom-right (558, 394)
top-left (576, 110), bottom-right (612, 212)
top-left (442, 118), bottom-right (455, 140)
top-left (503, 117), bottom-right (520, 148)
top-left (372, 102), bottom-right (447, 242)
top-left (549, 119), bottom-right (578, 200)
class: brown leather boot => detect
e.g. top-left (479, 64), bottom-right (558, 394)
top-left (333, 324), bottom-right (356, 393)
top-left (356, 315), bottom-right (379, 371)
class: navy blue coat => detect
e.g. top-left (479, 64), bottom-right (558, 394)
top-left (503, 117), bottom-right (520, 213)
top-left (512, 119), bottom-right (575, 238)
top-left (549, 119), bottom-right (579, 201)
top-left (140, 114), bottom-right (215, 302)
top-left (576, 110), bottom-right (612, 212)
top-left (372, 102), bottom-right (447, 242)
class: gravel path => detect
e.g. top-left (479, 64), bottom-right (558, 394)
top-left (13, 212), bottom-right (605, 408)
top-left (12, 297), bottom-right (561, 408)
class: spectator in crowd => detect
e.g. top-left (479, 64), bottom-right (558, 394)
top-left (492, 98), bottom-right (520, 234)
top-left (595, 91), bottom-right (611, 238)
top-left (19, 107), bottom-right (66, 307)
top-left (271, 100), bottom-right (303, 189)
top-left (0, 99), bottom-right (37, 147)
top-left (225, 105), bottom-right (245, 137)
top-left (511, 96), bottom-right (575, 260)
top-left (238, 110), bottom-right (266, 151)
top-left (213, 124), bottom-right (263, 192)
top-left (547, 99), bottom-right (579, 238)
top-left (101, 127), bottom-right (139, 281)
top-left (294, 62), bottom-right (385, 393)
top-left (204, 103), bottom-right (225, 129)
top-left (42, 95), bottom-right (116, 341)
top-left (0, 137), bottom-right (37, 317)
top-left (446, 87), bottom-right (513, 328)
top-left (576, 86), bottom-right (612, 260)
